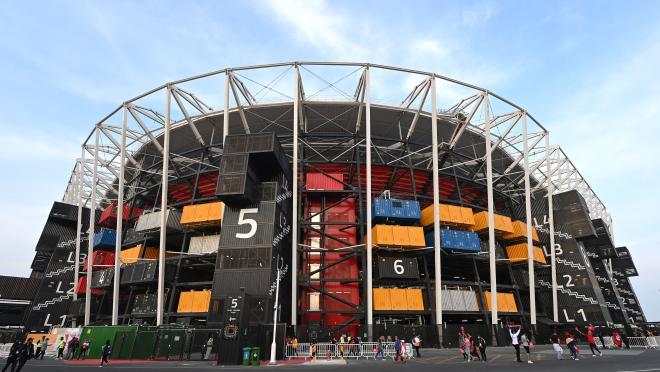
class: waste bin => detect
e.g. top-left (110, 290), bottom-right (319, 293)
top-left (250, 347), bottom-right (260, 366)
top-left (242, 347), bottom-right (252, 366)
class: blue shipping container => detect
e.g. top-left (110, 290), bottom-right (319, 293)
top-left (372, 198), bottom-right (421, 225)
top-left (425, 229), bottom-right (481, 253)
top-left (93, 228), bottom-right (117, 248)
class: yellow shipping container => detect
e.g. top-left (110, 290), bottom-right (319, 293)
top-left (192, 290), bottom-right (211, 313)
top-left (506, 243), bottom-right (546, 265)
top-left (372, 225), bottom-right (395, 247)
top-left (181, 202), bottom-right (223, 227)
top-left (405, 288), bottom-right (424, 311)
top-left (390, 288), bottom-right (408, 311)
top-left (407, 227), bottom-right (426, 248)
top-left (503, 220), bottom-right (540, 242)
top-left (120, 245), bottom-right (142, 264)
top-left (373, 287), bottom-right (392, 310)
top-left (421, 204), bottom-right (475, 228)
top-left (473, 211), bottom-right (514, 234)
top-left (177, 291), bottom-right (195, 313)
top-left (392, 226), bottom-right (411, 247)
top-left (482, 291), bottom-right (517, 312)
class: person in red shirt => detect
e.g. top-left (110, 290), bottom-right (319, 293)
top-left (575, 327), bottom-right (603, 357)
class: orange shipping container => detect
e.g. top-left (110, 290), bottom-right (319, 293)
top-left (372, 225), bottom-right (395, 247)
top-left (177, 291), bottom-right (194, 313)
top-left (407, 227), bottom-right (426, 248)
top-left (192, 290), bottom-right (211, 313)
top-left (405, 288), bottom-right (424, 310)
top-left (482, 291), bottom-right (517, 312)
top-left (503, 220), bottom-right (540, 242)
top-left (460, 207), bottom-right (475, 226)
top-left (181, 202), bottom-right (223, 227)
top-left (391, 226), bottom-right (411, 247)
top-left (506, 243), bottom-right (546, 265)
top-left (421, 204), bottom-right (475, 228)
top-left (389, 288), bottom-right (408, 311)
top-left (373, 287), bottom-right (392, 310)
top-left (473, 211), bottom-right (514, 234)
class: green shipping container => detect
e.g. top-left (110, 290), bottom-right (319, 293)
top-left (78, 326), bottom-right (157, 359)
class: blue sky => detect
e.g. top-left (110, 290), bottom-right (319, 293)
top-left (0, 0), bottom-right (658, 320)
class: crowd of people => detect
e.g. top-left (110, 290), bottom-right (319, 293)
top-left (1, 335), bottom-right (112, 370)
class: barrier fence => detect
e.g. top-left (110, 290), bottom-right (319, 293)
top-left (594, 336), bottom-right (660, 349)
top-left (285, 342), bottom-right (417, 360)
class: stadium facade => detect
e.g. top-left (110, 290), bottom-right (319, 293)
top-left (0, 62), bottom-right (646, 350)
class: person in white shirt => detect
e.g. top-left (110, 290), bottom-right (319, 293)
top-left (508, 325), bottom-right (522, 362)
top-left (520, 330), bottom-right (533, 364)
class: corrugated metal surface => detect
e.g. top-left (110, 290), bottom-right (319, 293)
top-left (215, 172), bottom-right (259, 204)
top-left (372, 198), bottom-right (421, 224)
top-left (188, 234), bottom-right (220, 255)
top-left (212, 269), bottom-right (273, 297)
top-left (93, 228), bottom-right (117, 248)
top-left (425, 229), bottom-right (481, 253)
top-left (306, 173), bottom-right (344, 190)
top-left (134, 209), bottom-right (183, 233)
top-left (0, 276), bottom-right (40, 300)
top-left (91, 268), bottom-right (114, 288)
top-left (377, 256), bottom-right (419, 279)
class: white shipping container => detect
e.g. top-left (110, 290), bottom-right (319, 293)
top-left (189, 234), bottom-right (221, 255)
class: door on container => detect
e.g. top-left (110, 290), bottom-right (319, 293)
top-left (113, 331), bottom-right (136, 360)
top-left (131, 330), bottom-right (157, 359)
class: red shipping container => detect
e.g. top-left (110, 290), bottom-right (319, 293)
top-left (324, 254), bottom-right (358, 279)
top-left (75, 276), bottom-right (105, 295)
top-left (306, 173), bottom-right (345, 191)
top-left (325, 314), bottom-right (360, 338)
top-left (99, 202), bottom-right (144, 227)
top-left (83, 251), bottom-right (115, 272)
top-left (324, 283), bottom-right (360, 312)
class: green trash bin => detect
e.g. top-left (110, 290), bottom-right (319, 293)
top-left (250, 347), bottom-right (260, 366)
top-left (242, 347), bottom-right (252, 366)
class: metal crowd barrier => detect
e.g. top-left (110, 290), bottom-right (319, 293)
top-left (0, 343), bottom-right (11, 358)
top-left (595, 336), bottom-right (660, 350)
top-left (285, 342), bottom-right (404, 360)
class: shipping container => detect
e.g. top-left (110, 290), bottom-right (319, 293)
top-left (502, 220), bottom-right (540, 242)
top-left (506, 243), bottom-right (546, 265)
top-left (420, 204), bottom-right (475, 228)
top-left (180, 201), bottom-right (223, 228)
top-left (372, 198), bottom-right (421, 225)
top-left (425, 229), bottom-right (481, 253)
top-left (377, 256), bottom-right (419, 279)
top-left (324, 284), bottom-right (360, 312)
top-left (481, 291), bottom-right (518, 313)
top-left (91, 268), bottom-right (114, 288)
top-left (119, 245), bottom-right (159, 264)
top-left (405, 288), bottom-right (424, 310)
top-left (98, 202), bottom-right (144, 228)
top-left (75, 276), bottom-right (104, 295)
top-left (306, 172), bottom-right (345, 190)
top-left (472, 211), bottom-right (514, 234)
top-left (121, 228), bottom-right (145, 248)
top-left (372, 225), bottom-right (395, 246)
top-left (134, 209), bottom-right (183, 234)
top-left (93, 228), bottom-right (117, 248)
top-left (373, 287), bottom-right (392, 310)
top-left (83, 250), bottom-right (115, 272)
top-left (188, 234), bottom-right (221, 255)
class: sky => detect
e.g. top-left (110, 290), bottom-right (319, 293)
top-left (0, 0), bottom-right (658, 321)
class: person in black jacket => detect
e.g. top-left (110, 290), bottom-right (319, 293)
top-left (476, 335), bottom-right (487, 362)
top-left (1, 341), bottom-right (20, 372)
top-left (15, 338), bottom-right (34, 372)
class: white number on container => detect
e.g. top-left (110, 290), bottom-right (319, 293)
top-left (394, 260), bottom-right (405, 275)
top-left (563, 274), bottom-right (575, 288)
top-left (236, 208), bottom-right (258, 239)
top-left (577, 308), bottom-right (587, 322)
top-left (231, 298), bottom-right (238, 309)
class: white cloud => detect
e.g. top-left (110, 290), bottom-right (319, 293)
top-left (461, 0), bottom-right (499, 26)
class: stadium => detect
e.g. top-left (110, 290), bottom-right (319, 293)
top-left (0, 62), bottom-right (649, 361)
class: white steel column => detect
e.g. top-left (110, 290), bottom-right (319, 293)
top-left (223, 71), bottom-right (230, 142)
top-left (74, 153), bottom-right (84, 304)
top-left (522, 113), bottom-right (537, 326)
top-left (85, 127), bottom-right (99, 325)
top-left (291, 65), bottom-right (299, 326)
top-left (157, 87), bottom-right (172, 326)
top-left (546, 135), bottom-right (558, 322)
top-left (112, 106), bottom-right (128, 325)
top-left (430, 76), bottom-right (443, 333)
top-left (484, 93), bottom-right (498, 328)
top-left (365, 66), bottom-right (373, 339)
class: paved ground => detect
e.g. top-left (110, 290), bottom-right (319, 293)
top-left (4, 346), bottom-right (659, 372)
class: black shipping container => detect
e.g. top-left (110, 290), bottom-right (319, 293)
top-left (142, 262), bottom-right (157, 281)
top-left (223, 135), bottom-right (249, 154)
top-left (245, 132), bottom-right (290, 175)
top-left (211, 269), bottom-right (274, 298)
top-left (222, 201), bottom-right (280, 225)
top-left (216, 246), bottom-right (273, 269)
top-left (120, 264), bottom-right (135, 284)
top-left (91, 268), bottom-right (115, 288)
top-left (122, 228), bottom-right (146, 248)
top-left (377, 256), bottom-right (420, 280)
top-left (215, 172), bottom-right (259, 205)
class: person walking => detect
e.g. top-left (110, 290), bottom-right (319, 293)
top-left (39, 337), bottom-right (49, 360)
top-left (598, 329), bottom-right (607, 349)
top-left (550, 332), bottom-right (563, 360)
top-left (459, 329), bottom-right (471, 362)
top-left (2, 340), bottom-right (21, 372)
top-left (393, 336), bottom-right (403, 363)
top-left (509, 325), bottom-right (522, 362)
top-left (476, 335), bottom-right (487, 362)
top-left (15, 338), bottom-right (34, 372)
top-left (292, 336), bottom-right (299, 356)
top-left (612, 331), bottom-right (623, 348)
top-left (575, 327), bottom-right (603, 357)
top-left (565, 332), bottom-right (579, 360)
top-left (78, 340), bottom-right (90, 360)
top-left (56, 337), bottom-right (65, 359)
top-left (34, 338), bottom-right (43, 360)
top-left (100, 340), bottom-right (111, 367)
top-left (375, 338), bottom-right (385, 360)
top-left (520, 330), bottom-right (533, 364)
top-left (67, 337), bottom-right (79, 360)
top-left (412, 335), bottom-right (421, 358)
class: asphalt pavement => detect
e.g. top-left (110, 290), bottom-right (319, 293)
top-left (4, 346), bottom-right (659, 372)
